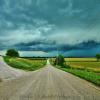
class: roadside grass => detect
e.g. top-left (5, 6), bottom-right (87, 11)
top-left (4, 56), bottom-right (47, 71)
top-left (60, 67), bottom-right (100, 86)
top-left (50, 58), bottom-right (100, 86)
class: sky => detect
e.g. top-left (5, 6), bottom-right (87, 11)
top-left (0, 0), bottom-right (100, 57)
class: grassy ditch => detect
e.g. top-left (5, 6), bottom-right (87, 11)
top-left (4, 56), bottom-right (47, 71)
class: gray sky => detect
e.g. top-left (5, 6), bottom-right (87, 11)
top-left (0, 0), bottom-right (100, 57)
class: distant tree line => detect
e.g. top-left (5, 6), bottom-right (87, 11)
top-left (5, 49), bottom-right (100, 63)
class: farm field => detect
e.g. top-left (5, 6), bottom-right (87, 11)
top-left (4, 56), bottom-right (47, 71)
top-left (65, 58), bottom-right (100, 73)
top-left (65, 58), bottom-right (97, 62)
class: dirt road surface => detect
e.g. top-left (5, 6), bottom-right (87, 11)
top-left (0, 56), bottom-right (28, 80)
top-left (0, 59), bottom-right (100, 100)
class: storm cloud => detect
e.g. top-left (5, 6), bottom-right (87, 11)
top-left (0, 0), bottom-right (100, 57)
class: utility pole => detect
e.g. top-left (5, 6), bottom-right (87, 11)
top-left (56, 47), bottom-right (60, 65)
top-left (57, 48), bottom-right (59, 57)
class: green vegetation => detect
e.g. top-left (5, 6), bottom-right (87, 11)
top-left (60, 67), bottom-right (100, 86)
top-left (54, 55), bottom-right (65, 67)
top-left (6, 49), bottom-right (19, 57)
top-left (4, 56), bottom-right (46, 71)
top-left (96, 54), bottom-right (100, 61)
top-left (51, 57), bottom-right (100, 86)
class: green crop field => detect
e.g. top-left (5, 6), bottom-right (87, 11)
top-left (65, 58), bottom-right (96, 62)
top-left (4, 56), bottom-right (47, 71)
top-left (65, 58), bottom-right (100, 73)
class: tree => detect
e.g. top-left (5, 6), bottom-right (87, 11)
top-left (54, 54), bottom-right (65, 66)
top-left (6, 49), bottom-right (19, 57)
top-left (96, 54), bottom-right (100, 61)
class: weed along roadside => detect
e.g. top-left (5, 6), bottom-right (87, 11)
top-left (50, 56), bottom-right (100, 86)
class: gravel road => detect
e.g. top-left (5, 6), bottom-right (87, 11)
top-left (0, 59), bottom-right (100, 100)
top-left (0, 56), bottom-right (28, 80)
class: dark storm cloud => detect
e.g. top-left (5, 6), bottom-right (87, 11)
top-left (0, 0), bottom-right (100, 56)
